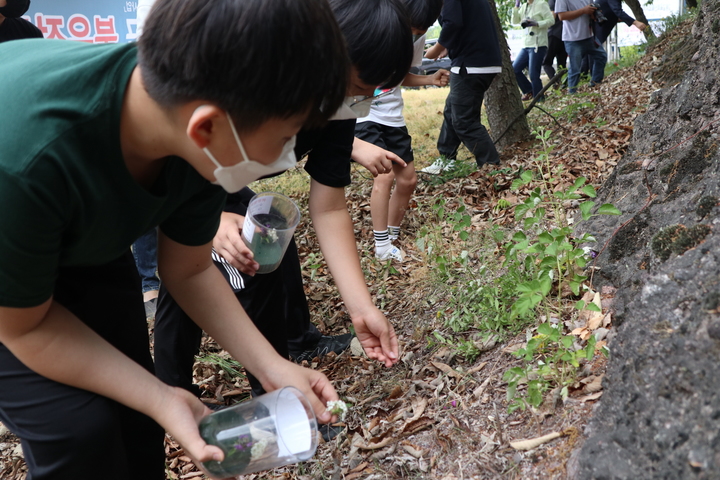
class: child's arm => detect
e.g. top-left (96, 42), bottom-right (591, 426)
top-left (402, 70), bottom-right (449, 88)
top-left (308, 179), bottom-right (399, 367)
top-left (157, 234), bottom-right (340, 416)
top-left (0, 300), bottom-right (225, 464)
top-left (352, 137), bottom-right (406, 177)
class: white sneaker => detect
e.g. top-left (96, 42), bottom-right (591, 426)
top-left (420, 158), bottom-right (456, 174)
top-left (375, 245), bottom-right (405, 262)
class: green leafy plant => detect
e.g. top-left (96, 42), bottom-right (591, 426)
top-left (503, 322), bottom-right (597, 412)
top-left (556, 98), bottom-right (596, 121)
top-left (196, 353), bottom-right (246, 380)
top-left (301, 252), bottom-right (323, 280)
top-left (497, 127), bottom-right (620, 411)
top-left (415, 127), bottom-right (620, 412)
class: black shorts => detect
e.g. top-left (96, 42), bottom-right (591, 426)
top-left (355, 121), bottom-right (414, 164)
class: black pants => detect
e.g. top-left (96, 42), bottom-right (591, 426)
top-left (154, 187), bottom-right (321, 396)
top-left (437, 70), bottom-right (500, 168)
top-left (542, 35), bottom-right (568, 79)
top-left (0, 252), bottom-right (165, 480)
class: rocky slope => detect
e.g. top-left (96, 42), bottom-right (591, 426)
top-left (573, 2), bottom-right (720, 478)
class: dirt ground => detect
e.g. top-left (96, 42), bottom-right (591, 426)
top-left (0, 18), bottom-right (694, 480)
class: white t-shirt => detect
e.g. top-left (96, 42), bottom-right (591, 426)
top-left (356, 35), bottom-right (425, 128)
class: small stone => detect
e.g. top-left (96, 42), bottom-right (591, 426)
top-left (350, 337), bottom-right (366, 357)
top-left (593, 328), bottom-right (610, 342)
top-left (707, 321), bottom-right (720, 341)
top-left (688, 449), bottom-right (708, 469)
top-left (0, 423), bottom-right (8, 437)
top-left (11, 443), bottom-right (23, 458)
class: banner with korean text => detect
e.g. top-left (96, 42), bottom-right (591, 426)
top-left (23, 0), bottom-right (139, 44)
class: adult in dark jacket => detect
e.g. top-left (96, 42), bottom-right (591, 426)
top-left (420, 0), bottom-right (502, 174)
top-left (593, 0), bottom-right (647, 44)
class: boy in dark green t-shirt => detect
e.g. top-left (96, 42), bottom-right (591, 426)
top-left (0, 0), bottom-right (348, 477)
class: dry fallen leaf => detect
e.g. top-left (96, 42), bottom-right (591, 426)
top-left (430, 361), bottom-right (464, 379)
top-left (580, 374), bottom-right (604, 394)
top-left (402, 416), bottom-right (435, 435)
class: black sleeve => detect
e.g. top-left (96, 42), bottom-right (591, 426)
top-left (0, 18), bottom-right (43, 42)
top-left (224, 187), bottom-right (256, 215)
top-left (437, 0), bottom-right (462, 53)
top-left (301, 119), bottom-right (355, 188)
top-left (607, 0), bottom-right (636, 25)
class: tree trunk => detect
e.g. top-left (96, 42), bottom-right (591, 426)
top-left (622, 0), bottom-right (656, 40)
top-left (485, 0), bottom-right (531, 149)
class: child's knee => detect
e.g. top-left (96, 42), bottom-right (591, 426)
top-left (373, 174), bottom-right (395, 192)
top-left (396, 170), bottom-right (417, 192)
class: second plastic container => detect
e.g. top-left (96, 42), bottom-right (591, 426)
top-left (199, 386), bottom-right (318, 478)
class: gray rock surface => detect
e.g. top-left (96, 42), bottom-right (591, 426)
top-left (573, 2), bottom-right (720, 478)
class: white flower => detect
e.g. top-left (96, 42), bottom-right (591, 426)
top-left (326, 400), bottom-right (348, 421)
top-left (250, 438), bottom-right (269, 461)
top-left (267, 228), bottom-right (278, 242)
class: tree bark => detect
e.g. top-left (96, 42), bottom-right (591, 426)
top-left (622, 0), bottom-right (656, 40)
top-left (485, 0), bottom-right (531, 149)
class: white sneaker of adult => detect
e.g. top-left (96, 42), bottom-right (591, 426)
top-left (419, 158), bottom-right (456, 174)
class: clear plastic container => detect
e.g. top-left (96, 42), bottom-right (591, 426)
top-left (241, 192), bottom-right (301, 274)
top-left (199, 387), bottom-right (318, 478)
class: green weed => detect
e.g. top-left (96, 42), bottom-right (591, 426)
top-left (196, 353), bottom-right (246, 380)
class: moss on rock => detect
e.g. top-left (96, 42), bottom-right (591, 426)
top-left (651, 224), bottom-right (712, 261)
top-left (696, 195), bottom-right (718, 219)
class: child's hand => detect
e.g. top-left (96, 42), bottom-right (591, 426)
top-left (352, 137), bottom-right (406, 177)
top-left (351, 306), bottom-right (399, 368)
top-left (259, 360), bottom-right (340, 424)
top-left (431, 69), bottom-right (450, 87)
top-left (151, 386), bottom-right (224, 465)
top-left (213, 212), bottom-right (259, 275)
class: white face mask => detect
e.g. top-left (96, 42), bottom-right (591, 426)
top-left (202, 112), bottom-right (297, 193)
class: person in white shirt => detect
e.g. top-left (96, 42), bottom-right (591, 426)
top-left (354, 0), bottom-right (447, 261)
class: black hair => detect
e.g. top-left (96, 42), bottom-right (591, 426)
top-left (329, 0), bottom-right (413, 89)
top-left (137, 0), bottom-right (348, 131)
top-left (404, 0), bottom-right (443, 31)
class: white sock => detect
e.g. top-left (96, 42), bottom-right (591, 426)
top-left (374, 230), bottom-right (390, 254)
top-left (388, 225), bottom-right (400, 241)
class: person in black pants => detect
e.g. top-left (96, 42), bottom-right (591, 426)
top-left (154, 0), bottom-right (413, 400)
top-left (420, 0), bottom-right (502, 174)
top-left (542, 0), bottom-right (568, 84)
